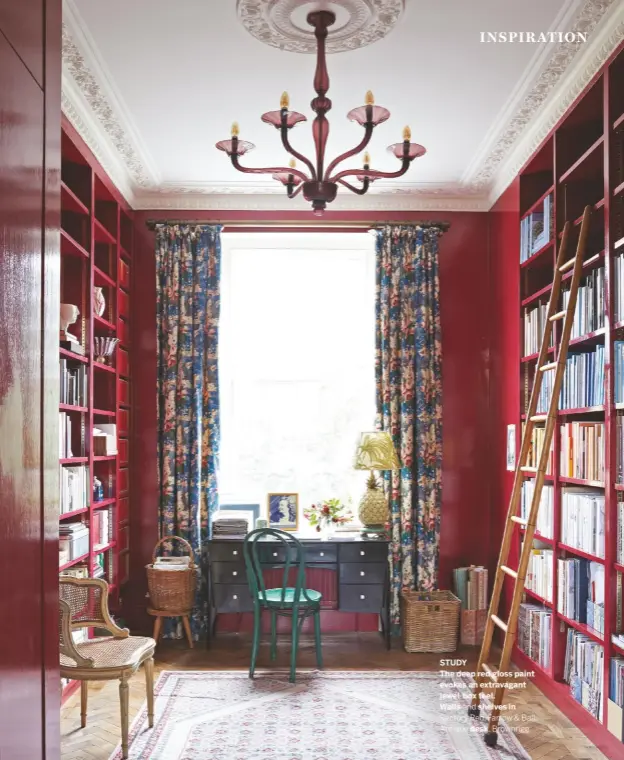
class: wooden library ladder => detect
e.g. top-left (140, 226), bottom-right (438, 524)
top-left (468, 205), bottom-right (592, 747)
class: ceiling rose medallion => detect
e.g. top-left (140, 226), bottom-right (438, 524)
top-left (217, 7), bottom-right (424, 215)
top-left (236, 0), bottom-right (404, 54)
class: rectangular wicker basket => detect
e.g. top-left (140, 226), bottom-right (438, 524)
top-left (400, 590), bottom-right (461, 653)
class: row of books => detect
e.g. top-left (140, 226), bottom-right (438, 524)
top-left (564, 629), bottom-right (603, 720)
top-left (525, 547), bottom-right (553, 601)
top-left (523, 302), bottom-right (554, 356)
top-left (60, 413), bottom-right (76, 459)
top-left (610, 657), bottom-right (624, 708)
top-left (561, 488), bottom-right (605, 558)
top-left (561, 267), bottom-right (605, 340)
top-left (616, 417), bottom-right (624, 484)
top-left (92, 507), bottom-right (112, 549)
top-left (452, 566), bottom-right (488, 610)
top-left (556, 557), bottom-right (604, 627)
top-left (60, 359), bottom-right (88, 407)
top-left (614, 341), bottom-right (624, 404)
top-left (59, 522), bottom-right (89, 564)
top-left (617, 501), bottom-right (624, 565)
top-left (520, 193), bottom-right (553, 263)
top-left (520, 481), bottom-right (554, 538)
top-left (523, 424), bottom-right (554, 473)
top-left (614, 253), bottom-right (624, 322)
top-left (560, 346), bottom-right (605, 410)
top-left (517, 603), bottom-right (551, 669)
top-left (559, 421), bottom-right (604, 483)
top-left (60, 465), bottom-right (90, 515)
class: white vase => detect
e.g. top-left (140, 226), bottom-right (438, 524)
top-left (93, 287), bottom-right (106, 317)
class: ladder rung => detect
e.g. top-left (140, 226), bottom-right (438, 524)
top-left (520, 466), bottom-right (537, 473)
top-left (530, 414), bottom-right (548, 422)
top-left (559, 258), bottom-right (576, 273)
top-left (510, 516), bottom-right (527, 526)
top-left (491, 615), bottom-right (508, 633)
top-left (481, 663), bottom-right (498, 683)
top-left (540, 362), bottom-right (557, 372)
top-left (549, 310), bottom-right (566, 321)
top-left (500, 565), bottom-right (518, 580)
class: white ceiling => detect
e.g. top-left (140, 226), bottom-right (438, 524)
top-left (62, 0), bottom-right (623, 211)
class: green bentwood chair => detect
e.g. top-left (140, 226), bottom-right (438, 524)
top-left (243, 528), bottom-right (323, 682)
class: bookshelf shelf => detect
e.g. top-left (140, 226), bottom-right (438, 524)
top-left (522, 471), bottom-right (554, 481)
top-left (521, 346), bottom-right (556, 363)
top-left (614, 484), bottom-right (624, 491)
top-left (559, 136), bottom-right (604, 184)
top-left (614, 112), bottom-right (624, 130)
top-left (520, 240), bottom-right (554, 269)
top-left (557, 406), bottom-right (605, 416)
top-left (59, 120), bottom-right (134, 696)
top-left (615, 236), bottom-right (624, 251)
top-left (524, 588), bottom-right (554, 608)
top-left (559, 477), bottom-right (605, 488)
top-left (520, 527), bottom-right (555, 545)
top-left (521, 283), bottom-right (553, 308)
top-left (557, 613), bottom-right (604, 646)
top-left (557, 543), bottom-right (605, 564)
top-left (612, 639), bottom-right (624, 656)
top-left (521, 185), bottom-right (555, 221)
top-left (561, 250), bottom-right (604, 283)
top-left (614, 562), bottom-right (624, 573)
top-left (568, 328), bottom-right (606, 348)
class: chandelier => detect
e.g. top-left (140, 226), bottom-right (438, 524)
top-left (216, 9), bottom-right (426, 215)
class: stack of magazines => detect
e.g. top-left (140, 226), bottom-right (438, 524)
top-left (211, 514), bottom-right (248, 538)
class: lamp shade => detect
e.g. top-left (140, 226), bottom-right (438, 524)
top-left (354, 431), bottom-right (400, 471)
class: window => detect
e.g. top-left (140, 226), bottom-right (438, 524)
top-left (219, 232), bottom-right (376, 527)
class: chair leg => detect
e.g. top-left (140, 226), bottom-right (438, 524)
top-left (249, 605), bottom-right (261, 678)
top-left (314, 610), bottom-right (323, 669)
top-left (182, 615), bottom-right (194, 649)
top-left (270, 610), bottom-right (277, 661)
top-left (153, 616), bottom-right (162, 643)
top-left (289, 608), bottom-right (300, 684)
top-left (145, 656), bottom-right (155, 729)
top-left (80, 681), bottom-right (88, 728)
top-left (119, 676), bottom-right (130, 759)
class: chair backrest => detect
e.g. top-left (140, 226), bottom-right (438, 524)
top-left (243, 528), bottom-right (308, 608)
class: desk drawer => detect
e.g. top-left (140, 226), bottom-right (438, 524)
top-left (303, 544), bottom-right (337, 564)
top-left (340, 562), bottom-right (386, 584)
top-left (211, 562), bottom-right (247, 584)
top-left (212, 584), bottom-right (253, 613)
top-left (339, 584), bottom-right (384, 613)
top-left (340, 543), bottom-right (388, 563)
top-left (209, 543), bottom-right (245, 562)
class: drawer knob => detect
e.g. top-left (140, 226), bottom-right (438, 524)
top-left (232, 550), bottom-right (238, 556)
top-left (360, 550), bottom-right (365, 556)
top-left (320, 552), bottom-right (325, 557)
top-left (232, 571), bottom-right (238, 576)
top-left (360, 571), bottom-right (365, 577)
top-left (360, 594), bottom-right (366, 600)
top-left (233, 594), bottom-right (238, 600)
top-left (273, 552), bottom-right (278, 557)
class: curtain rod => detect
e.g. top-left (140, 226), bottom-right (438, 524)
top-left (145, 219), bottom-right (450, 232)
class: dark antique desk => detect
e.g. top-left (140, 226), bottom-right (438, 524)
top-left (206, 536), bottom-right (391, 649)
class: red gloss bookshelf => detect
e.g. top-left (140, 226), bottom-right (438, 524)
top-left (514, 44), bottom-right (624, 752)
top-left (59, 121), bottom-right (132, 701)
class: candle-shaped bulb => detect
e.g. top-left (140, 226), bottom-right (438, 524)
top-left (280, 91), bottom-right (290, 109)
top-left (288, 158), bottom-right (296, 169)
top-left (231, 122), bottom-right (240, 137)
top-left (363, 151), bottom-right (371, 166)
top-left (402, 125), bottom-right (411, 142)
top-left (365, 90), bottom-right (375, 106)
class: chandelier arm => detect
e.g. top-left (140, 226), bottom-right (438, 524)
top-left (280, 124), bottom-right (317, 180)
top-left (230, 154), bottom-right (310, 183)
top-left (287, 183), bottom-right (305, 199)
top-left (336, 177), bottom-right (370, 196)
top-left (324, 123), bottom-right (374, 180)
top-left (329, 159), bottom-right (411, 183)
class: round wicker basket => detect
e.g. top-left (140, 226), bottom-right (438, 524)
top-left (146, 536), bottom-right (197, 612)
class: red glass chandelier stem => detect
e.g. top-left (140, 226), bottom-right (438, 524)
top-left (309, 11), bottom-right (333, 181)
top-left (280, 119), bottom-right (317, 179)
top-left (330, 158), bottom-right (412, 184)
top-left (230, 153), bottom-right (309, 183)
top-left (336, 177), bottom-right (370, 195)
top-left (324, 122), bottom-right (374, 180)
top-left (287, 183), bottom-right (304, 199)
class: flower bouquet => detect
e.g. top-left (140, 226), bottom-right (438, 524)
top-left (304, 498), bottom-right (352, 535)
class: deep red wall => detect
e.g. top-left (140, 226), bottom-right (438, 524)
top-left (0, 1), bottom-right (61, 757)
top-left (128, 208), bottom-right (491, 629)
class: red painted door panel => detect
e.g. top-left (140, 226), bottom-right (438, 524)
top-left (0, 31), bottom-right (45, 758)
top-left (0, 0), bottom-right (44, 87)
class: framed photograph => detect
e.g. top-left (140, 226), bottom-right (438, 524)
top-left (267, 493), bottom-right (299, 531)
top-left (506, 424), bottom-right (516, 471)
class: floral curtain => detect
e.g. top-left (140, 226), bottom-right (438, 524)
top-left (155, 224), bottom-right (221, 639)
top-left (374, 224), bottom-right (444, 627)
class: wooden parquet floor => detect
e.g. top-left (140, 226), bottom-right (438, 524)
top-left (60, 633), bottom-right (607, 760)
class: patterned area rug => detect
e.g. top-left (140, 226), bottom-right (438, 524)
top-left (110, 670), bottom-right (530, 759)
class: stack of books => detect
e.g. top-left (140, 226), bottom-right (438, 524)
top-left (559, 421), bottom-right (605, 482)
top-left (60, 465), bottom-right (90, 514)
top-left (562, 267), bottom-right (605, 339)
top-left (615, 341), bottom-right (624, 404)
top-left (60, 359), bottom-right (88, 407)
top-left (520, 193), bottom-right (553, 263)
top-left (211, 514), bottom-right (248, 538)
top-left (559, 345), bottom-right (605, 409)
top-left (523, 425), bottom-right (554, 473)
top-left (525, 546), bottom-right (553, 601)
top-left (561, 488), bottom-right (605, 558)
top-left (520, 481), bottom-right (554, 538)
top-left (518, 603), bottom-right (551, 669)
top-left (564, 629), bottom-right (603, 720)
top-left (453, 566), bottom-right (488, 645)
top-left (92, 508), bottom-right (111, 549)
top-left (59, 522), bottom-right (89, 564)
